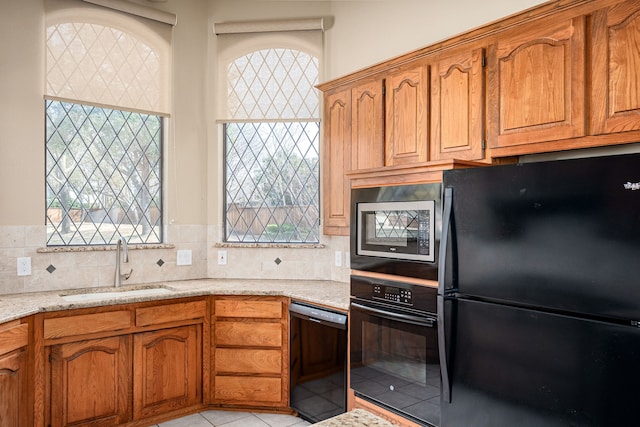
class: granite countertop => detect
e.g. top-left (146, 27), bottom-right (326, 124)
top-left (0, 278), bottom-right (350, 324)
top-left (312, 409), bottom-right (395, 427)
top-left (1, 283), bottom-right (400, 426)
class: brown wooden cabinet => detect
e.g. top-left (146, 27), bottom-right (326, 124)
top-left (431, 48), bottom-right (486, 161)
top-left (321, 79), bottom-right (385, 236)
top-left (385, 62), bottom-right (430, 166)
top-left (591, 0), bottom-right (640, 135)
top-left (211, 296), bottom-right (289, 409)
top-left (0, 320), bottom-right (30, 427)
top-left (351, 78), bottom-right (385, 171)
top-left (322, 89), bottom-right (351, 236)
top-left (487, 15), bottom-right (586, 152)
top-left (42, 298), bottom-right (207, 427)
top-left (48, 336), bottom-right (132, 427)
top-left (318, 0), bottom-right (640, 237)
top-left (133, 325), bottom-right (201, 419)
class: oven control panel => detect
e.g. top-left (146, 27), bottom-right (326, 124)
top-left (373, 284), bottom-right (412, 305)
top-left (351, 275), bottom-right (437, 314)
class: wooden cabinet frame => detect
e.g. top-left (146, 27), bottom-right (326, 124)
top-left (210, 296), bottom-right (289, 410)
top-left (319, 1), bottom-right (640, 209)
top-left (36, 297), bottom-right (209, 427)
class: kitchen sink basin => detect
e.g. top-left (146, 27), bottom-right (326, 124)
top-left (60, 287), bottom-right (173, 302)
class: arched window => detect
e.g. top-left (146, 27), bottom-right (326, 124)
top-left (44, 4), bottom-right (171, 246)
top-left (217, 24), bottom-right (322, 243)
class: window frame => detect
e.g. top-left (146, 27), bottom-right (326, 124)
top-left (222, 120), bottom-right (320, 244)
top-left (220, 44), bottom-right (321, 244)
top-left (44, 4), bottom-right (170, 247)
top-left (45, 99), bottom-right (164, 246)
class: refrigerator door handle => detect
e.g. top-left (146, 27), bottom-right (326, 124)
top-left (438, 295), bottom-right (451, 402)
top-left (438, 187), bottom-right (453, 295)
top-left (438, 187), bottom-right (453, 403)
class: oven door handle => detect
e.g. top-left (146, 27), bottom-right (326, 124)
top-left (350, 302), bottom-right (435, 327)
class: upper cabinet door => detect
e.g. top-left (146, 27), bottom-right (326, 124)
top-left (385, 63), bottom-right (429, 166)
top-left (322, 90), bottom-right (351, 236)
top-left (351, 79), bottom-right (384, 171)
top-left (431, 48), bottom-right (485, 161)
top-left (488, 16), bottom-right (586, 149)
top-left (591, 0), bottom-right (640, 135)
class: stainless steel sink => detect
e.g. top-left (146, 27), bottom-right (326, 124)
top-left (60, 287), bottom-right (173, 302)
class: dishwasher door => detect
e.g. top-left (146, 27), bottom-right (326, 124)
top-left (289, 301), bottom-right (348, 422)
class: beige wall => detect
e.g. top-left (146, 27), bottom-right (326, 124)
top-left (0, 0), bottom-right (547, 293)
top-left (1, 1), bottom-right (45, 226)
top-left (323, 0), bottom-right (547, 80)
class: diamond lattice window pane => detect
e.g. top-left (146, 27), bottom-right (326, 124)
top-left (224, 122), bottom-right (319, 243)
top-left (224, 47), bottom-right (320, 243)
top-left (46, 100), bottom-right (162, 246)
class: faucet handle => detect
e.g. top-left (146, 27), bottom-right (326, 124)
top-left (123, 269), bottom-right (133, 281)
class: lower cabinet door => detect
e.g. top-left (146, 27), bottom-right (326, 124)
top-left (0, 349), bottom-right (28, 427)
top-left (133, 325), bottom-right (202, 419)
top-left (49, 336), bottom-right (132, 427)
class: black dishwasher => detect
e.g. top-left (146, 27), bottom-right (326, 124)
top-left (289, 301), bottom-right (348, 422)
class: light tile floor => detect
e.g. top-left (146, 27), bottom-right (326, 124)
top-left (151, 410), bottom-right (312, 427)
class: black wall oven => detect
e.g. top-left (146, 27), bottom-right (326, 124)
top-left (350, 183), bottom-right (442, 281)
top-left (350, 275), bottom-right (440, 426)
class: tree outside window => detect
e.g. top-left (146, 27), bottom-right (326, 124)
top-left (223, 48), bottom-right (320, 243)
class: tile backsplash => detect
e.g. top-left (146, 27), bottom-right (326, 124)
top-left (0, 225), bottom-right (350, 295)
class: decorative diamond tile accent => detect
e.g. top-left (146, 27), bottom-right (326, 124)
top-left (274, 258), bottom-right (282, 265)
top-left (156, 259), bottom-right (164, 267)
top-left (46, 265), bottom-right (56, 273)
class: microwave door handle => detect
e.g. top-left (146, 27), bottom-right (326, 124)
top-left (351, 302), bottom-right (435, 327)
top-left (438, 187), bottom-right (453, 403)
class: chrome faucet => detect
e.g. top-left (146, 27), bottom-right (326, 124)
top-left (114, 236), bottom-right (133, 288)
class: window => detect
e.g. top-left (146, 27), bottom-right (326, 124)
top-left (45, 5), bottom-right (171, 246)
top-left (222, 47), bottom-right (321, 243)
top-left (45, 100), bottom-right (162, 245)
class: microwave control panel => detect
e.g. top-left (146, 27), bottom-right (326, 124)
top-left (373, 284), bottom-right (412, 305)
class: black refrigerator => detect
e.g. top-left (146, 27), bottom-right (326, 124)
top-left (438, 153), bottom-right (640, 427)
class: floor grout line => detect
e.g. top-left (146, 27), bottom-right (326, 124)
top-left (156, 410), bottom-right (312, 427)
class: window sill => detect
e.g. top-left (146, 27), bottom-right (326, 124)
top-left (37, 244), bottom-right (175, 253)
top-left (214, 242), bottom-right (324, 249)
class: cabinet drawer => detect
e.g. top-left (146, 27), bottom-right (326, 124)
top-left (44, 311), bottom-right (132, 340)
top-left (214, 376), bottom-right (282, 403)
top-left (0, 322), bottom-right (28, 355)
top-left (136, 300), bottom-right (206, 327)
top-left (215, 348), bottom-right (281, 374)
top-left (214, 299), bottom-right (282, 319)
top-left (215, 321), bottom-right (282, 347)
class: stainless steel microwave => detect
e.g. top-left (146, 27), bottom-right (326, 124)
top-left (357, 200), bottom-right (435, 262)
top-left (350, 183), bottom-right (442, 281)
